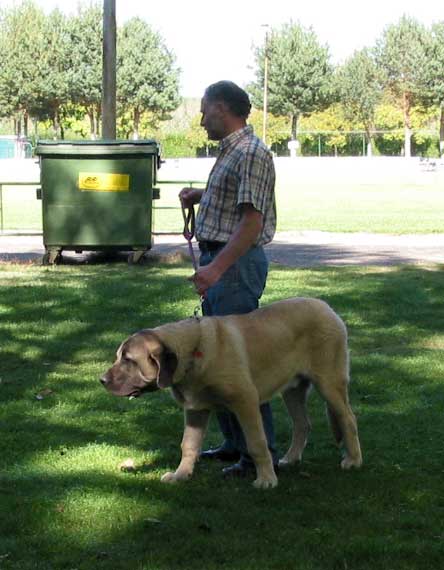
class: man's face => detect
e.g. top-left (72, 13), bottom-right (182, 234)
top-left (200, 97), bottom-right (227, 141)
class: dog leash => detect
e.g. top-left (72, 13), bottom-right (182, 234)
top-left (181, 199), bottom-right (204, 318)
top-left (181, 199), bottom-right (198, 272)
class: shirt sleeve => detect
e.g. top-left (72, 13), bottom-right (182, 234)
top-left (236, 143), bottom-right (275, 215)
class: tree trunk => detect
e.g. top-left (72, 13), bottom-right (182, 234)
top-left (365, 127), bottom-right (373, 157)
top-left (95, 106), bottom-right (101, 138)
top-left (133, 108), bottom-right (140, 140)
top-left (290, 113), bottom-right (299, 140)
top-left (53, 110), bottom-right (60, 140)
top-left (402, 92), bottom-right (412, 158)
top-left (23, 113), bottom-right (28, 137)
top-left (88, 108), bottom-right (97, 140)
top-left (440, 103), bottom-right (444, 158)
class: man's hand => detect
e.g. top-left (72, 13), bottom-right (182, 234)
top-left (188, 205), bottom-right (263, 297)
top-left (188, 262), bottom-right (223, 296)
top-left (179, 187), bottom-right (203, 208)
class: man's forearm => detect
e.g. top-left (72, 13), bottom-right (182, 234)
top-left (211, 209), bottom-right (263, 278)
top-left (189, 205), bottom-right (264, 296)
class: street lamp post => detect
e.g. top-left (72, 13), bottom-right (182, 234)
top-left (262, 25), bottom-right (269, 147)
top-left (102, 0), bottom-right (116, 139)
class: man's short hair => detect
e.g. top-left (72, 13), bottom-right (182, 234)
top-left (204, 81), bottom-right (252, 119)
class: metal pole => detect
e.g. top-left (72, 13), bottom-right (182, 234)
top-left (262, 25), bottom-right (269, 146)
top-left (102, 0), bottom-right (116, 139)
top-left (0, 185), bottom-right (3, 232)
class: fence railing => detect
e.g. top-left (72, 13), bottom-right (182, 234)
top-left (152, 180), bottom-right (205, 235)
top-left (0, 181), bottom-right (40, 234)
top-left (0, 179), bottom-right (206, 235)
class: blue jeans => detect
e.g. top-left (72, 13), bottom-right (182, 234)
top-left (200, 245), bottom-right (278, 465)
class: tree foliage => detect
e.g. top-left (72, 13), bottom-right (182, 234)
top-left (248, 109), bottom-right (290, 147)
top-left (67, 3), bottom-right (102, 139)
top-left (375, 15), bottom-right (430, 157)
top-left (0, 1), bottom-right (181, 140)
top-left (425, 22), bottom-right (444, 154)
top-left (117, 17), bottom-right (181, 139)
top-left (336, 49), bottom-right (382, 155)
top-left (300, 105), bottom-right (350, 155)
top-left (0, 1), bottom-right (442, 156)
top-left (250, 22), bottom-right (334, 139)
top-left (0, 0), bottom-right (46, 135)
top-left (33, 8), bottom-right (72, 138)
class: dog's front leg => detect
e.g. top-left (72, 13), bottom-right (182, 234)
top-left (161, 409), bottom-right (210, 484)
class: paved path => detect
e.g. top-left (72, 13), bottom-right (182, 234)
top-left (0, 231), bottom-right (443, 267)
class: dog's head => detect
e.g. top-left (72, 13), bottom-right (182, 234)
top-left (100, 331), bottom-right (178, 398)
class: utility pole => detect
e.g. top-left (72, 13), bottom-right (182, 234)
top-left (102, 0), bottom-right (116, 139)
top-left (262, 25), bottom-right (269, 146)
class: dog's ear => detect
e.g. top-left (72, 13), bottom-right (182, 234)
top-left (140, 331), bottom-right (178, 389)
top-left (150, 347), bottom-right (178, 389)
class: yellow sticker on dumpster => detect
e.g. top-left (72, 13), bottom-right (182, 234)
top-left (78, 173), bottom-right (130, 192)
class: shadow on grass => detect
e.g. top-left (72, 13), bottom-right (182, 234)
top-left (1, 262), bottom-right (444, 569)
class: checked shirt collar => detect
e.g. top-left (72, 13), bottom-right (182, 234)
top-left (219, 125), bottom-right (253, 152)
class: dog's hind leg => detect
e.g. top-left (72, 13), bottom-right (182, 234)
top-left (326, 403), bottom-right (343, 446)
top-left (313, 374), bottom-right (362, 470)
top-left (279, 376), bottom-right (312, 467)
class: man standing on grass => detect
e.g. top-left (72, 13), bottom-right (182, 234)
top-left (179, 80), bottom-right (278, 479)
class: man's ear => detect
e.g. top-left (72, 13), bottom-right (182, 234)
top-left (151, 348), bottom-right (178, 389)
top-left (216, 100), bottom-right (229, 116)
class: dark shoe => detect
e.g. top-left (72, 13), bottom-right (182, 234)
top-left (222, 461), bottom-right (255, 479)
top-left (222, 461), bottom-right (280, 480)
top-left (200, 446), bottom-right (240, 462)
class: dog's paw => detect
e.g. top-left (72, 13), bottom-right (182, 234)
top-left (253, 475), bottom-right (278, 489)
top-left (161, 471), bottom-right (178, 483)
top-left (160, 470), bottom-right (191, 483)
top-left (278, 456), bottom-right (300, 468)
top-left (340, 456), bottom-right (362, 470)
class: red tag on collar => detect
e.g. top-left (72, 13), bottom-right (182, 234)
top-left (192, 350), bottom-right (203, 358)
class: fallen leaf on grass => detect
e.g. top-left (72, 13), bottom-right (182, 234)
top-left (119, 459), bottom-right (136, 472)
top-left (35, 388), bottom-right (54, 400)
top-left (144, 517), bottom-right (162, 525)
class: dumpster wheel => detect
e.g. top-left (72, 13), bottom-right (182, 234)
top-left (128, 250), bottom-right (146, 265)
top-left (42, 248), bottom-right (62, 266)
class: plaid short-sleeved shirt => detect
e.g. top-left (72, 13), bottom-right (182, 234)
top-left (195, 126), bottom-right (276, 246)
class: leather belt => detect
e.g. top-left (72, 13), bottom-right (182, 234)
top-left (198, 241), bottom-right (226, 252)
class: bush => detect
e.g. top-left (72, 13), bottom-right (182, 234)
top-left (158, 133), bottom-right (196, 158)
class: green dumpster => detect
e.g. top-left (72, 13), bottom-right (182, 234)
top-left (35, 140), bottom-right (160, 264)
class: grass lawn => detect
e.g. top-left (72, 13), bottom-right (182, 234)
top-left (1, 260), bottom-right (444, 569)
top-left (2, 179), bottom-right (444, 234)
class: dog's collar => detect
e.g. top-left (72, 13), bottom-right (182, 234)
top-left (181, 346), bottom-right (204, 381)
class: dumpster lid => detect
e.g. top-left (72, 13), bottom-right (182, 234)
top-left (35, 139), bottom-right (159, 156)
